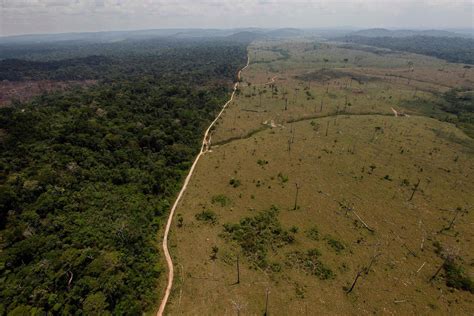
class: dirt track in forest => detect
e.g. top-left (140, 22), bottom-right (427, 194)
top-left (156, 55), bottom-right (250, 316)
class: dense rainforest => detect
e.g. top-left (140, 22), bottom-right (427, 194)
top-left (0, 37), bottom-right (248, 315)
top-left (340, 35), bottom-right (474, 64)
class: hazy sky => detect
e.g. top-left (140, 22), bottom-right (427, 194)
top-left (0, 0), bottom-right (473, 36)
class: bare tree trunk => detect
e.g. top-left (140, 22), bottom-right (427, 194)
top-left (346, 270), bottom-right (363, 294)
top-left (264, 289), bottom-right (270, 316)
top-left (408, 179), bottom-right (421, 201)
top-left (236, 255), bottom-right (240, 284)
top-left (293, 183), bottom-right (300, 210)
top-left (429, 259), bottom-right (447, 282)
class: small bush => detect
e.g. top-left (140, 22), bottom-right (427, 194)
top-left (212, 194), bottom-right (231, 207)
top-left (306, 227), bottom-right (320, 240)
top-left (195, 210), bottom-right (217, 224)
top-left (222, 206), bottom-right (294, 268)
top-left (277, 172), bottom-right (289, 183)
top-left (229, 178), bottom-right (241, 188)
top-left (210, 246), bottom-right (219, 260)
top-left (257, 159), bottom-right (269, 167)
top-left (325, 236), bottom-right (345, 254)
top-left (290, 226), bottom-right (299, 234)
top-left (443, 260), bottom-right (474, 293)
top-left (286, 249), bottom-right (334, 280)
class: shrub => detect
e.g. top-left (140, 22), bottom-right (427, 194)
top-left (286, 249), bottom-right (334, 280)
top-left (195, 210), bottom-right (217, 224)
top-left (222, 206), bottom-right (294, 268)
top-left (443, 260), bottom-right (474, 293)
top-left (325, 236), bottom-right (345, 253)
top-left (257, 159), bottom-right (269, 166)
top-left (229, 178), bottom-right (241, 188)
top-left (211, 194), bottom-right (231, 207)
top-left (277, 172), bottom-right (289, 183)
top-left (306, 227), bottom-right (320, 241)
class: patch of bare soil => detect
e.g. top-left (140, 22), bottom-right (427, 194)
top-left (0, 80), bottom-right (97, 107)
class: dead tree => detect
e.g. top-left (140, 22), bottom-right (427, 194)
top-left (429, 259), bottom-right (447, 283)
top-left (236, 254), bottom-right (240, 284)
top-left (293, 183), bottom-right (300, 210)
top-left (231, 298), bottom-right (247, 316)
top-left (346, 251), bottom-right (381, 294)
top-left (403, 243), bottom-right (418, 257)
top-left (325, 121), bottom-right (329, 136)
top-left (264, 288), bottom-right (270, 316)
top-left (408, 179), bottom-right (421, 201)
top-left (365, 252), bottom-right (382, 274)
top-left (429, 247), bottom-right (457, 283)
top-left (440, 208), bottom-right (462, 232)
top-left (346, 269), bottom-right (363, 294)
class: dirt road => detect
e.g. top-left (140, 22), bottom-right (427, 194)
top-left (156, 55), bottom-right (250, 316)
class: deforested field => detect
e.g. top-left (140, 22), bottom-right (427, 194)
top-left (166, 39), bottom-right (474, 315)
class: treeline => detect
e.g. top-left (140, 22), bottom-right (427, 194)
top-left (440, 89), bottom-right (474, 137)
top-left (341, 36), bottom-right (474, 64)
top-left (401, 88), bottom-right (474, 138)
top-left (0, 39), bottom-right (248, 315)
top-left (0, 40), bottom-right (246, 83)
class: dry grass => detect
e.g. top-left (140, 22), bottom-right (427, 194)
top-left (163, 39), bottom-right (474, 315)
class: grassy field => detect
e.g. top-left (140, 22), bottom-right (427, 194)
top-left (164, 39), bottom-right (474, 315)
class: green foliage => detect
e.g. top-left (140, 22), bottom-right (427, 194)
top-left (401, 88), bottom-right (474, 138)
top-left (277, 172), bottom-right (289, 184)
top-left (195, 210), bottom-right (218, 225)
top-left (443, 260), bottom-right (474, 293)
top-left (0, 39), bottom-right (249, 82)
top-left (83, 292), bottom-right (110, 316)
top-left (306, 227), bottom-right (320, 241)
top-left (286, 249), bottom-right (334, 280)
top-left (229, 178), bottom-right (241, 188)
top-left (222, 206), bottom-right (294, 269)
top-left (0, 39), bottom-right (247, 314)
top-left (257, 159), bottom-right (269, 166)
top-left (210, 246), bottom-right (219, 260)
top-left (342, 36), bottom-right (474, 64)
top-left (212, 194), bottom-right (231, 207)
top-left (325, 236), bottom-right (346, 253)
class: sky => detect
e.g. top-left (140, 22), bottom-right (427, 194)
top-left (0, 0), bottom-right (473, 36)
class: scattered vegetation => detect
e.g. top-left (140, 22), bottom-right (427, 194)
top-left (222, 206), bottom-right (295, 268)
top-left (306, 227), bottom-right (320, 241)
top-left (325, 236), bottom-right (346, 254)
top-left (195, 210), bottom-right (218, 225)
top-left (212, 194), bottom-right (232, 207)
top-left (229, 178), bottom-right (242, 188)
top-left (443, 260), bottom-right (474, 293)
top-left (286, 249), bottom-right (334, 280)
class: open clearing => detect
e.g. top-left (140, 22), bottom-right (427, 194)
top-left (163, 39), bottom-right (474, 315)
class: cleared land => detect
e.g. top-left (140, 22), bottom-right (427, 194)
top-left (164, 39), bottom-right (474, 315)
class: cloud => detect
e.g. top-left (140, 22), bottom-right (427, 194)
top-left (1, 0), bottom-right (472, 36)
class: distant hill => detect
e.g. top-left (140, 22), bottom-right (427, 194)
top-left (225, 31), bottom-right (265, 43)
top-left (349, 28), bottom-right (471, 38)
top-left (265, 28), bottom-right (304, 38)
top-left (0, 29), bottom-right (261, 45)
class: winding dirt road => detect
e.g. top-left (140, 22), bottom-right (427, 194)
top-left (156, 55), bottom-right (250, 316)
